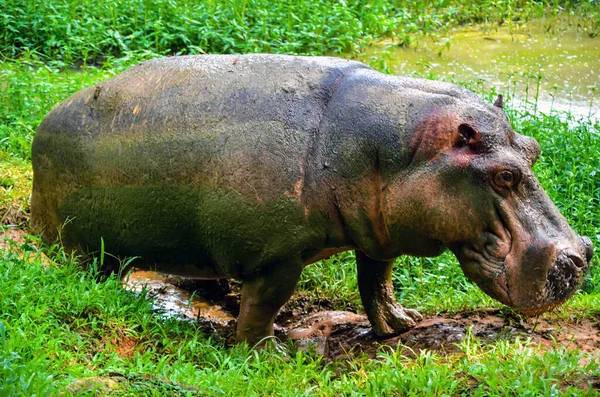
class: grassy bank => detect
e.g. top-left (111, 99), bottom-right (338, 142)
top-left (1, 0), bottom-right (599, 67)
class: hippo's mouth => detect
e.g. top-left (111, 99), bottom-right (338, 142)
top-left (453, 238), bottom-right (587, 316)
top-left (451, 243), bottom-right (511, 306)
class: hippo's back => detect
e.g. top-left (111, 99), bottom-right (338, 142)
top-left (37, 55), bottom-right (368, 140)
top-left (31, 55), bottom-right (367, 272)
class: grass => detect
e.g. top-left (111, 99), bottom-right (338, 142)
top-left (0, 154), bottom-right (31, 225)
top-left (1, 245), bottom-right (599, 395)
top-left (1, 1), bottom-right (600, 395)
top-left (1, 0), bottom-right (599, 67)
top-left (0, 56), bottom-right (126, 160)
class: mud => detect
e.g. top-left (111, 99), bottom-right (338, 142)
top-left (123, 269), bottom-right (600, 360)
top-left (122, 270), bottom-right (235, 326)
top-left (284, 309), bottom-right (600, 360)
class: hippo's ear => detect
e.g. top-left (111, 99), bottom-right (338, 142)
top-left (493, 94), bottom-right (504, 109)
top-left (457, 123), bottom-right (480, 147)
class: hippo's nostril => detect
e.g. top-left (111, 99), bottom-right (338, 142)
top-left (567, 253), bottom-right (585, 269)
top-left (580, 236), bottom-right (594, 263)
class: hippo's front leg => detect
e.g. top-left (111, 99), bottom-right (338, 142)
top-left (356, 250), bottom-right (423, 337)
top-left (236, 262), bottom-right (303, 344)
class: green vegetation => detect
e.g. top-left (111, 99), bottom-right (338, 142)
top-left (0, 58), bottom-right (117, 161)
top-left (1, 0), bottom-right (600, 67)
top-left (1, 1), bottom-right (600, 395)
top-left (0, 154), bottom-right (30, 225)
top-left (1, 245), bottom-right (599, 395)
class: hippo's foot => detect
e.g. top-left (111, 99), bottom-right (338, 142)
top-left (355, 250), bottom-right (423, 337)
top-left (370, 303), bottom-right (423, 337)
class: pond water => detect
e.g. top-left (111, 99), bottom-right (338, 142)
top-left (357, 16), bottom-right (600, 121)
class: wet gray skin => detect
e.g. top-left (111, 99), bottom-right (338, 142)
top-left (31, 55), bottom-right (594, 343)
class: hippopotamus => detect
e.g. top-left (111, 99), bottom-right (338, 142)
top-left (31, 55), bottom-right (594, 344)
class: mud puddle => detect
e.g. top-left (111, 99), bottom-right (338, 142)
top-left (122, 270), bottom-right (235, 326)
top-left (123, 270), bottom-right (600, 360)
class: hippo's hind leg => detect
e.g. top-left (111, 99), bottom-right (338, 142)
top-left (236, 261), bottom-right (303, 344)
top-left (356, 250), bottom-right (423, 337)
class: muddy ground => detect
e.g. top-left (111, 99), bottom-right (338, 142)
top-left (283, 309), bottom-right (600, 360)
top-left (125, 269), bottom-right (600, 361)
top-left (3, 226), bottom-right (600, 361)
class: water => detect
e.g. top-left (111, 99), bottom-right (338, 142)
top-left (358, 16), bottom-right (600, 121)
top-left (122, 270), bottom-right (234, 324)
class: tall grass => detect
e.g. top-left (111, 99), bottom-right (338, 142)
top-left (1, 0), bottom-right (599, 66)
top-left (0, 58), bottom-right (117, 160)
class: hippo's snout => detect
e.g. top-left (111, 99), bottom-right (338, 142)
top-left (516, 237), bottom-right (592, 316)
top-left (461, 231), bottom-right (594, 317)
top-left (544, 250), bottom-right (585, 304)
top-left (564, 251), bottom-right (585, 270)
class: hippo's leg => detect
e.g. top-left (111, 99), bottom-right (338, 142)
top-left (356, 250), bottom-right (423, 337)
top-left (236, 262), bottom-right (303, 344)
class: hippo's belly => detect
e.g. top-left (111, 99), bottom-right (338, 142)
top-left (33, 119), bottom-right (334, 277)
top-left (59, 183), bottom-right (328, 278)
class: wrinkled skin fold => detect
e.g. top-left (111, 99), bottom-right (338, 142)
top-left (31, 55), bottom-right (594, 344)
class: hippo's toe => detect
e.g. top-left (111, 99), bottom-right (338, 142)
top-left (372, 303), bottom-right (423, 337)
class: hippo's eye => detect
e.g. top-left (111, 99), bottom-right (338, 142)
top-left (494, 171), bottom-right (515, 188)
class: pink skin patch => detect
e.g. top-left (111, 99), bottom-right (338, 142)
top-left (410, 110), bottom-right (479, 169)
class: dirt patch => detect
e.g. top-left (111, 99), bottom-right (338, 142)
top-left (112, 335), bottom-right (140, 359)
top-left (0, 227), bottom-right (27, 251)
top-left (0, 204), bottom-right (28, 226)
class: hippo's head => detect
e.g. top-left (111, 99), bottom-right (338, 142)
top-left (383, 95), bottom-right (593, 314)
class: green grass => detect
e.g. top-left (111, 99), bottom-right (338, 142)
top-left (0, 154), bottom-right (31, 225)
top-left (0, 57), bottom-right (126, 160)
top-left (1, 0), bottom-right (599, 67)
top-left (1, 244), bottom-right (599, 395)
